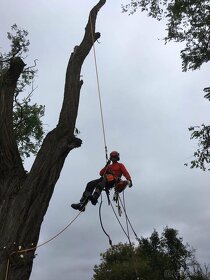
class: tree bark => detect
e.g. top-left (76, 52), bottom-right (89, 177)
top-left (0, 1), bottom-right (106, 279)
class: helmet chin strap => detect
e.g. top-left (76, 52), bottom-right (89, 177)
top-left (111, 157), bottom-right (119, 163)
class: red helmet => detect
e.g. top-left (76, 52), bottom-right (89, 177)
top-left (110, 151), bottom-right (120, 161)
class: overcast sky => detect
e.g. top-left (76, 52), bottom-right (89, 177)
top-left (1, 0), bottom-right (210, 279)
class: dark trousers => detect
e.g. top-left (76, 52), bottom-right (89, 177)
top-left (81, 177), bottom-right (104, 199)
top-left (81, 177), bottom-right (115, 202)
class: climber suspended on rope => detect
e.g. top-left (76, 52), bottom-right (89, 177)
top-left (71, 151), bottom-right (133, 211)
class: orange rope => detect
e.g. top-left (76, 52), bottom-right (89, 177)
top-left (19, 210), bottom-right (82, 254)
top-left (4, 210), bottom-right (82, 280)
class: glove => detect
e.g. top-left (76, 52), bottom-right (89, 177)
top-left (128, 180), bottom-right (133, 188)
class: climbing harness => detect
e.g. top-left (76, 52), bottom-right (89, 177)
top-left (99, 183), bottom-right (140, 244)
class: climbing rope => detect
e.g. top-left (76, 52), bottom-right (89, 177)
top-left (110, 199), bottom-right (131, 242)
top-left (89, 14), bottom-right (132, 245)
top-left (99, 187), bottom-right (140, 245)
top-left (100, 190), bottom-right (140, 280)
top-left (118, 193), bottom-right (140, 241)
top-left (89, 14), bottom-right (108, 160)
top-left (89, 13), bottom-right (139, 279)
top-left (99, 194), bottom-right (112, 246)
top-left (123, 191), bottom-right (131, 242)
top-left (117, 191), bottom-right (140, 280)
top-left (4, 210), bottom-right (83, 280)
top-left (89, 9), bottom-right (139, 244)
top-left (99, 194), bottom-right (131, 245)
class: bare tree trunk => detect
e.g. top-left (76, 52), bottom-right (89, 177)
top-left (0, 1), bottom-right (106, 279)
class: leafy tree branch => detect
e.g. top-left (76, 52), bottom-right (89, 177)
top-left (92, 227), bottom-right (209, 280)
top-left (0, 24), bottom-right (45, 160)
top-left (122, 0), bottom-right (210, 170)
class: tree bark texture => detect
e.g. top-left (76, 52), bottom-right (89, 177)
top-left (0, 1), bottom-right (106, 279)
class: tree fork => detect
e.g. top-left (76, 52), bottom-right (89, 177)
top-left (0, 1), bottom-right (106, 279)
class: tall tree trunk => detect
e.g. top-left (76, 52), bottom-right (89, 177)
top-left (0, 1), bottom-right (106, 279)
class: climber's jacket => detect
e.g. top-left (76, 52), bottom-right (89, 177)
top-left (99, 162), bottom-right (131, 182)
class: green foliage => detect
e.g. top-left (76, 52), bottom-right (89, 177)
top-left (13, 99), bottom-right (45, 158)
top-left (203, 87), bottom-right (210, 101)
top-left (93, 243), bottom-right (142, 280)
top-left (92, 227), bottom-right (208, 280)
top-left (0, 25), bottom-right (45, 159)
top-left (7, 24), bottom-right (30, 57)
top-left (185, 125), bottom-right (210, 171)
top-left (122, 0), bottom-right (210, 72)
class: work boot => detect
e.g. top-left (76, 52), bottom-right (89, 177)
top-left (71, 190), bottom-right (91, 211)
top-left (71, 202), bottom-right (86, 211)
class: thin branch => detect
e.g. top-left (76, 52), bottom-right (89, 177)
top-left (24, 59), bottom-right (38, 72)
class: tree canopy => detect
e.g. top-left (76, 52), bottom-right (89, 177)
top-left (122, 0), bottom-right (210, 72)
top-left (92, 227), bottom-right (209, 280)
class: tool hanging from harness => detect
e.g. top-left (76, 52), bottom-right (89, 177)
top-left (103, 173), bottom-right (130, 216)
top-left (113, 180), bottom-right (130, 216)
top-left (103, 173), bottom-right (115, 205)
